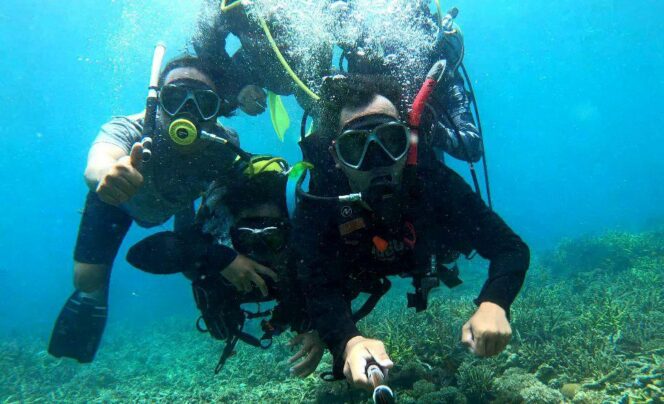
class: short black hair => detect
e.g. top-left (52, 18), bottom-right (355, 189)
top-left (316, 73), bottom-right (404, 140)
top-left (158, 55), bottom-right (210, 87)
top-left (222, 172), bottom-right (288, 218)
top-left (158, 54), bottom-right (234, 116)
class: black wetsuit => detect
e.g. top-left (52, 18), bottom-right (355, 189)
top-left (193, 3), bottom-right (331, 112)
top-left (292, 160), bottom-right (529, 376)
top-left (125, 192), bottom-right (310, 340)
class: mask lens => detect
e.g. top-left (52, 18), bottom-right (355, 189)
top-left (231, 220), bottom-right (289, 256)
top-left (194, 89), bottom-right (221, 120)
top-left (160, 85), bottom-right (188, 116)
top-left (376, 124), bottom-right (409, 159)
top-left (337, 130), bottom-right (369, 167)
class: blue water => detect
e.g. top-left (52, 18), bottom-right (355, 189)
top-left (0, 0), bottom-right (662, 370)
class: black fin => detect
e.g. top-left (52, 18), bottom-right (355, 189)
top-left (48, 290), bottom-right (108, 363)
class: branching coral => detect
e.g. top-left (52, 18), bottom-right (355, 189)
top-left (2, 230), bottom-right (662, 403)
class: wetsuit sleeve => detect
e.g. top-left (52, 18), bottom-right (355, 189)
top-left (126, 224), bottom-right (237, 275)
top-left (192, 5), bottom-right (255, 113)
top-left (429, 71), bottom-right (483, 163)
top-left (292, 200), bottom-right (360, 374)
top-left (93, 116), bottom-right (143, 154)
top-left (437, 167), bottom-right (530, 313)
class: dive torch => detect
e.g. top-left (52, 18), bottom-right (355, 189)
top-left (367, 363), bottom-right (395, 404)
top-left (141, 42), bottom-right (167, 162)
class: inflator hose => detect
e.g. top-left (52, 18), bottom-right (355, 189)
top-left (408, 60), bottom-right (447, 166)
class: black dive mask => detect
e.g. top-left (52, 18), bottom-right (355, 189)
top-left (230, 218), bottom-right (290, 266)
top-left (335, 114), bottom-right (410, 171)
top-left (159, 83), bottom-right (221, 121)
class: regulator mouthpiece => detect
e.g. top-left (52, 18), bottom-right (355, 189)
top-left (168, 118), bottom-right (198, 146)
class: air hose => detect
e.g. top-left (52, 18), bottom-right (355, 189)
top-left (408, 60), bottom-right (447, 166)
top-left (220, 1), bottom-right (320, 101)
top-left (220, 0), bottom-right (243, 12)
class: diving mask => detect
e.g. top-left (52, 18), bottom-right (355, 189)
top-left (230, 218), bottom-right (290, 264)
top-left (335, 115), bottom-right (410, 170)
top-left (159, 83), bottom-right (221, 121)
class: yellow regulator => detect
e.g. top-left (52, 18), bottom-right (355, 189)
top-left (168, 119), bottom-right (198, 146)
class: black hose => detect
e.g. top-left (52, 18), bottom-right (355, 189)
top-left (460, 62), bottom-right (492, 209)
top-left (440, 107), bottom-right (482, 198)
top-left (295, 170), bottom-right (340, 202)
top-left (300, 110), bottom-right (309, 141)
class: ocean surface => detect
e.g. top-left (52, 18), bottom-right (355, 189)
top-left (0, 1), bottom-right (662, 402)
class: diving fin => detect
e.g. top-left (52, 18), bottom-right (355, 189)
top-left (48, 289), bottom-right (108, 363)
top-left (267, 91), bottom-right (290, 141)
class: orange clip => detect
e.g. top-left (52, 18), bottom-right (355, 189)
top-left (372, 236), bottom-right (389, 253)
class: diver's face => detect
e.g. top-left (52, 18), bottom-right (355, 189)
top-left (231, 204), bottom-right (289, 267)
top-left (159, 67), bottom-right (219, 153)
top-left (331, 95), bottom-right (407, 192)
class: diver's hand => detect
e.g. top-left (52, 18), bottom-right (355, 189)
top-left (96, 142), bottom-right (144, 206)
top-left (343, 336), bottom-right (393, 391)
top-left (237, 85), bottom-right (267, 116)
top-left (461, 301), bottom-right (512, 357)
top-left (221, 255), bottom-right (278, 297)
top-left (288, 331), bottom-right (324, 377)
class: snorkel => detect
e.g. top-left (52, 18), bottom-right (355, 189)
top-left (141, 42), bottom-right (167, 162)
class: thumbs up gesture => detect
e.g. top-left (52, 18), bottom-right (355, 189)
top-left (96, 142), bottom-right (145, 206)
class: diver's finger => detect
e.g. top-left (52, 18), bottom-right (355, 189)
top-left (461, 322), bottom-right (475, 351)
top-left (350, 351), bottom-right (371, 390)
top-left (238, 279), bottom-right (252, 293)
top-left (288, 333), bottom-right (304, 347)
top-left (254, 263), bottom-right (279, 282)
top-left (129, 142), bottom-right (144, 170)
top-left (107, 175), bottom-right (135, 197)
top-left (475, 333), bottom-right (487, 357)
top-left (100, 186), bottom-right (130, 205)
top-left (367, 345), bottom-right (393, 370)
top-left (97, 191), bottom-right (121, 206)
top-left (249, 272), bottom-right (268, 297)
top-left (254, 99), bottom-right (266, 110)
top-left (291, 355), bottom-right (317, 377)
top-left (483, 335), bottom-right (496, 357)
top-left (288, 347), bottom-right (308, 364)
top-left (501, 332), bottom-right (512, 351)
top-left (343, 359), bottom-right (351, 381)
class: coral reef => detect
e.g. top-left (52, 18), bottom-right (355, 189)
top-left (492, 368), bottom-right (563, 404)
top-left (1, 230), bottom-right (662, 403)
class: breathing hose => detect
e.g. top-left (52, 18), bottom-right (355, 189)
top-left (257, 16), bottom-right (320, 101)
top-left (219, 1), bottom-right (320, 101)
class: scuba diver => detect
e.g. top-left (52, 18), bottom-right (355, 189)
top-left (126, 155), bottom-right (324, 377)
top-left (194, 1), bottom-right (483, 166)
top-left (48, 54), bottom-right (260, 363)
top-left (291, 74), bottom-right (529, 390)
top-left (193, 0), bottom-right (332, 114)
top-left (336, 2), bottom-right (485, 165)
